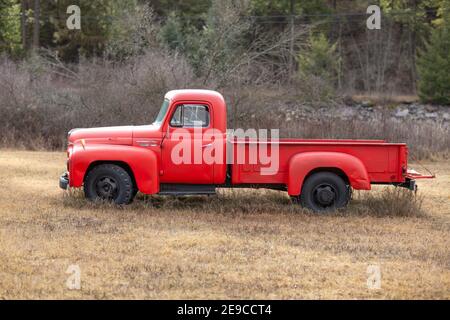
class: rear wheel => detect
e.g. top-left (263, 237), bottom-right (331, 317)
top-left (84, 164), bottom-right (135, 204)
top-left (299, 172), bottom-right (350, 212)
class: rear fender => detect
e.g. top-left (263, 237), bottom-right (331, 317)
top-left (70, 143), bottom-right (159, 194)
top-left (287, 152), bottom-right (370, 196)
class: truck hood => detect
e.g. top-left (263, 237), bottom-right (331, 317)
top-left (68, 126), bottom-right (134, 145)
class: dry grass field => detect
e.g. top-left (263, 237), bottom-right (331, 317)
top-left (0, 149), bottom-right (449, 299)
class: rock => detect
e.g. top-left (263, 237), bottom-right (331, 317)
top-left (416, 106), bottom-right (425, 114)
top-left (425, 105), bottom-right (438, 112)
top-left (361, 100), bottom-right (374, 108)
top-left (407, 104), bottom-right (418, 113)
top-left (340, 107), bottom-right (356, 118)
top-left (303, 106), bottom-right (313, 113)
top-left (442, 113), bottom-right (450, 120)
top-left (395, 109), bottom-right (409, 118)
top-left (425, 112), bottom-right (438, 119)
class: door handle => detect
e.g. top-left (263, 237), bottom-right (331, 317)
top-left (202, 143), bottom-right (213, 149)
top-left (137, 140), bottom-right (159, 147)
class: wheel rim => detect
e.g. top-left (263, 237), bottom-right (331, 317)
top-left (94, 176), bottom-right (119, 200)
top-left (312, 183), bottom-right (337, 208)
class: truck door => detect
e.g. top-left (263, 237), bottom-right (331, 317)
top-left (161, 103), bottom-right (214, 184)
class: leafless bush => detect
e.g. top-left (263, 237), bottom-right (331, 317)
top-left (0, 56), bottom-right (59, 148)
top-left (0, 50), bottom-right (448, 160)
top-left (0, 49), bottom-right (196, 149)
top-left (277, 118), bottom-right (448, 160)
top-left (227, 87), bottom-right (449, 159)
top-left (72, 50), bottom-right (196, 127)
top-left (292, 75), bottom-right (337, 105)
top-left (191, 1), bottom-right (313, 89)
top-left (351, 188), bottom-right (424, 217)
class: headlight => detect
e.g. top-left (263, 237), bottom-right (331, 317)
top-left (67, 143), bottom-right (73, 158)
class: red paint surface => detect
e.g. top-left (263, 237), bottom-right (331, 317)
top-left (66, 90), bottom-right (412, 195)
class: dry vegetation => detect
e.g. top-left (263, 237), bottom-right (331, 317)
top-left (1, 55), bottom-right (449, 160)
top-left (0, 150), bottom-right (449, 299)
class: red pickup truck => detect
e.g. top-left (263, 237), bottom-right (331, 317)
top-left (60, 89), bottom-right (432, 212)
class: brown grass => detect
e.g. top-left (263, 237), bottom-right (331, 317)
top-left (0, 150), bottom-right (449, 299)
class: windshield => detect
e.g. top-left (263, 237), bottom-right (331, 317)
top-left (153, 99), bottom-right (170, 125)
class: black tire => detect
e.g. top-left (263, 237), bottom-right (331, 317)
top-left (299, 172), bottom-right (350, 212)
top-left (131, 186), bottom-right (139, 201)
top-left (84, 164), bottom-right (135, 204)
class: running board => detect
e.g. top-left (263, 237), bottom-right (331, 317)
top-left (158, 184), bottom-right (216, 196)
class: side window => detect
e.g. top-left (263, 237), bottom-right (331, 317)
top-left (170, 104), bottom-right (210, 128)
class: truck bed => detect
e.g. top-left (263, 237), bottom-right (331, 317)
top-left (230, 139), bottom-right (408, 185)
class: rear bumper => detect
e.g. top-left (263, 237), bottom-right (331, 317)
top-left (59, 172), bottom-right (69, 190)
top-left (397, 168), bottom-right (435, 191)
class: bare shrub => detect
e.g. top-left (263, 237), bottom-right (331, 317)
top-left (292, 75), bottom-right (337, 105)
top-left (228, 87), bottom-right (449, 159)
top-left (0, 49), bottom-right (196, 149)
top-left (278, 118), bottom-right (449, 160)
top-left (0, 51), bottom-right (448, 160)
top-left (351, 188), bottom-right (424, 217)
top-left (72, 50), bottom-right (196, 127)
top-left (0, 56), bottom-right (61, 149)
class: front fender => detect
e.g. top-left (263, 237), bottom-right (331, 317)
top-left (70, 143), bottom-right (159, 194)
top-left (287, 152), bottom-right (371, 196)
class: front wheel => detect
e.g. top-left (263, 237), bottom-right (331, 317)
top-left (84, 164), bottom-right (135, 204)
top-left (299, 172), bottom-right (350, 212)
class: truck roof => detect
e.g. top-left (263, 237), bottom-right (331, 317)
top-left (165, 89), bottom-right (225, 104)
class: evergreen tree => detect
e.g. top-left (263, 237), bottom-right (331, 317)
top-left (298, 32), bottom-right (339, 82)
top-left (417, 7), bottom-right (450, 105)
top-left (0, 0), bottom-right (21, 55)
top-left (296, 32), bottom-right (340, 102)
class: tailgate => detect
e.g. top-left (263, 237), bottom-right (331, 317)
top-left (405, 168), bottom-right (435, 180)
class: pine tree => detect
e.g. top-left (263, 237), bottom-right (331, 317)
top-left (0, 0), bottom-right (21, 55)
top-left (297, 32), bottom-right (339, 83)
top-left (417, 17), bottom-right (450, 105)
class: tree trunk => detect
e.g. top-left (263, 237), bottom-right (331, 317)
top-left (20, 0), bottom-right (28, 51)
top-left (410, 0), bottom-right (418, 93)
top-left (288, 0), bottom-right (295, 80)
top-left (32, 0), bottom-right (40, 50)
